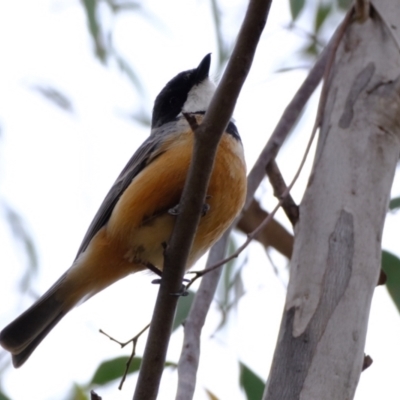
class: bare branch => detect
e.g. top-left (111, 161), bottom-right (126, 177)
top-left (132, 1), bottom-right (273, 399)
top-left (237, 199), bottom-right (293, 258)
top-left (244, 44), bottom-right (329, 210)
top-left (265, 160), bottom-right (299, 226)
top-left (99, 324), bottom-right (150, 390)
top-left (175, 232), bottom-right (230, 400)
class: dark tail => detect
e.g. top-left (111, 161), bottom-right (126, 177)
top-left (0, 275), bottom-right (71, 367)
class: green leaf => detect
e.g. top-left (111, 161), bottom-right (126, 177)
top-left (289, 0), bottom-right (305, 21)
top-left (0, 391), bottom-right (11, 400)
top-left (172, 290), bottom-right (195, 331)
top-left (90, 357), bottom-right (176, 386)
top-left (382, 250), bottom-right (400, 312)
top-left (90, 356), bottom-right (142, 385)
top-left (105, 0), bottom-right (140, 13)
top-left (82, 0), bottom-right (107, 62)
top-left (389, 197), bottom-right (400, 211)
top-left (304, 41), bottom-right (318, 56)
top-left (239, 362), bottom-right (265, 400)
top-left (315, 3), bottom-right (332, 33)
top-left (70, 384), bottom-right (90, 400)
top-left (2, 200), bottom-right (38, 293)
top-left (214, 237), bottom-right (244, 332)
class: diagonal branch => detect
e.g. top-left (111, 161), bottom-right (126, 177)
top-left (266, 160), bottom-right (299, 226)
top-left (175, 231), bottom-right (231, 400)
top-left (132, 1), bottom-right (273, 399)
top-left (237, 199), bottom-right (294, 258)
top-left (245, 39), bottom-right (330, 210)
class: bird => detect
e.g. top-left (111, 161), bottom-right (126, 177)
top-left (0, 54), bottom-right (247, 368)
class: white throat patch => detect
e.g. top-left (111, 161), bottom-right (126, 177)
top-left (182, 78), bottom-right (216, 113)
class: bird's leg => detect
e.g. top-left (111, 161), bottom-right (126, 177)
top-left (148, 242), bottom-right (190, 296)
top-left (134, 257), bottom-right (163, 278)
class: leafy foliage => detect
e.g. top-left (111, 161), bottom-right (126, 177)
top-left (172, 290), bottom-right (195, 331)
top-left (0, 392), bottom-right (11, 400)
top-left (240, 362), bottom-right (265, 400)
top-left (214, 237), bottom-right (245, 332)
top-left (389, 197), bottom-right (400, 211)
top-left (71, 384), bottom-right (90, 400)
top-left (89, 356), bottom-right (175, 387)
top-left (314, 3), bottom-right (332, 33)
top-left (90, 356), bottom-right (142, 385)
top-left (1, 201), bottom-right (38, 294)
top-left (381, 251), bottom-right (400, 313)
top-left (81, 0), bottom-right (144, 94)
top-left (289, 0), bottom-right (305, 21)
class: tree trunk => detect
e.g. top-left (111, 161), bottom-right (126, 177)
top-left (264, 2), bottom-right (400, 399)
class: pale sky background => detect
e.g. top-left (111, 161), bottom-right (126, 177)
top-left (0, 1), bottom-right (400, 399)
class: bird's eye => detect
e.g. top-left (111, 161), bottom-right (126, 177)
top-left (169, 96), bottom-right (177, 105)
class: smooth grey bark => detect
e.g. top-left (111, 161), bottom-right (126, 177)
top-left (264, 3), bottom-right (400, 400)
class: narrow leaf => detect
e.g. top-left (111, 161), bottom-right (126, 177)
top-left (389, 197), bottom-right (400, 211)
top-left (70, 384), bottom-right (90, 400)
top-left (315, 4), bottom-right (332, 33)
top-left (82, 0), bottom-right (107, 62)
top-left (172, 290), bottom-right (195, 331)
top-left (289, 0), bottom-right (305, 21)
top-left (381, 250), bottom-right (400, 313)
top-left (239, 362), bottom-right (265, 400)
top-left (90, 357), bottom-right (175, 385)
top-left (205, 388), bottom-right (220, 400)
top-left (30, 84), bottom-right (74, 113)
top-left (0, 392), bottom-right (11, 400)
top-left (90, 356), bottom-right (141, 385)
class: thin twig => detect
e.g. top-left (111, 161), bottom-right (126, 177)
top-left (100, 324), bottom-right (150, 390)
top-left (266, 160), bottom-right (299, 226)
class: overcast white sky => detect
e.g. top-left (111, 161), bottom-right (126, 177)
top-left (0, 1), bottom-right (400, 399)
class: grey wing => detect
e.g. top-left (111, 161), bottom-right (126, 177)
top-left (74, 134), bottom-right (162, 260)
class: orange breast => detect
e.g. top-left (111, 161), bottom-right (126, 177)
top-left (89, 126), bottom-right (246, 282)
top-left (106, 126), bottom-right (246, 270)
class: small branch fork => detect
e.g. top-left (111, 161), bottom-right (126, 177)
top-left (100, 324), bottom-right (150, 390)
top-left (265, 160), bottom-right (299, 226)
